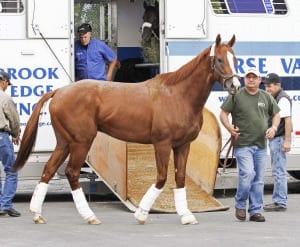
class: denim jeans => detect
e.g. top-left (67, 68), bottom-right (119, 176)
top-left (0, 132), bottom-right (18, 209)
top-left (234, 146), bottom-right (267, 216)
top-left (269, 136), bottom-right (287, 207)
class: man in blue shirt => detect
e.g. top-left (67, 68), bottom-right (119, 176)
top-left (75, 23), bottom-right (118, 81)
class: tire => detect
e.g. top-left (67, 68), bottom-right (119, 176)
top-left (288, 171), bottom-right (300, 180)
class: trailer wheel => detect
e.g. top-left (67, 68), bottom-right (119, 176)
top-left (288, 171), bottom-right (300, 180)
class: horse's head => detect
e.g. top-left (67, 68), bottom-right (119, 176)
top-left (141, 0), bottom-right (159, 43)
top-left (210, 34), bottom-right (240, 95)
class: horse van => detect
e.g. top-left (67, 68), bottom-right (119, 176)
top-left (159, 0), bottom-right (300, 182)
top-left (1, 0), bottom-right (299, 188)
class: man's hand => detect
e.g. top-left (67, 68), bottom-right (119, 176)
top-left (12, 128), bottom-right (21, 145)
top-left (12, 136), bottom-right (21, 145)
top-left (282, 140), bottom-right (291, 153)
top-left (266, 127), bottom-right (276, 139)
top-left (228, 125), bottom-right (240, 138)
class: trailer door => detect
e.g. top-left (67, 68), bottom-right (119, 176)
top-left (160, 0), bottom-right (207, 73)
top-left (27, 0), bottom-right (71, 38)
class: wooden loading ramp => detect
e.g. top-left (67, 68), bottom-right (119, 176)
top-left (86, 108), bottom-right (229, 213)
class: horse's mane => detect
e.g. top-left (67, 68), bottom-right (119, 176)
top-left (157, 46), bottom-right (211, 85)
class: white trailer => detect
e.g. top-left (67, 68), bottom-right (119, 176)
top-left (157, 0), bottom-right (300, 180)
top-left (1, 0), bottom-right (299, 186)
top-left (93, 0), bottom-right (300, 180)
top-left (0, 0), bottom-right (74, 178)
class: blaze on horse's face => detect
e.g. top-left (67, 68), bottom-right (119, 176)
top-left (213, 34), bottom-right (241, 95)
top-left (141, 2), bottom-right (159, 42)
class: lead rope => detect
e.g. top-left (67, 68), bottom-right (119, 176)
top-left (220, 95), bottom-right (237, 173)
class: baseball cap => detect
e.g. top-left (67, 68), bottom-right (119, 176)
top-left (0, 71), bottom-right (11, 85)
top-left (263, 73), bottom-right (280, 84)
top-left (245, 68), bottom-right (260, 77)
top-left (77, 23), bottom-right (92, 34)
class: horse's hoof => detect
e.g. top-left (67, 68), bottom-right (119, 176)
top-left (134, 208), bottom-right (148, 225)
top-left (33, 215), bottom-right (46, 224)
top-left (87, 216), bottom-right (101, 225)
top-left (180, 213), bottom-right (198, 225)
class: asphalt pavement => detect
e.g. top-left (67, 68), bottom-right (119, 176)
top-left (1, 180), bottom-right (299, 247)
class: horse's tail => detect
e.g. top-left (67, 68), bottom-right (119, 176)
top-left (12, 90), bottom-right (57, 172)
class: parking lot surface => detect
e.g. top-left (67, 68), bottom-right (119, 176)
top-left (1, 180), bottom-right (299, 247)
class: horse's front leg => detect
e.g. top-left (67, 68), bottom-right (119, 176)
top-left (134, 142), bottom-right (171, 224)
top-left (173, 143), bottom-right (198, 225)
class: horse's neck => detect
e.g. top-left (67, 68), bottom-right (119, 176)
top-left (181, 57), bottom-right (215, 111)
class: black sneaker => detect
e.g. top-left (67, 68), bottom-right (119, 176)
top-left (3, 208), bottom-right (21, 217)
top-left (263, 202), bottom-right (287, 212)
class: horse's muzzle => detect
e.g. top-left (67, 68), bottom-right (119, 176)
top-left (224, 75), bottom-right (241, 95)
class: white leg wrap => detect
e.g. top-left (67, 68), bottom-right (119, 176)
top-left (30, 182), bottom-right (49, 215)
top-left (139, 184), bottom-right (163, 211)
top-left (174, 187), bottom-right (198, 225)
top-left (71, 188), bottom-right (95, 221)
top-left (134, 184), bottom-right (162, 224)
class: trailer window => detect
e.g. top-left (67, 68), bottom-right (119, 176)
top-left (0, 0), bottom-right (24, 13)
top-left (210, 0), bottom-right (288, 15)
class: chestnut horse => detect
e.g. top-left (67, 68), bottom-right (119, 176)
top-left (13, 34), bottom-right (240, 225)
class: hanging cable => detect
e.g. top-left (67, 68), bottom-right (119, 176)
top-left (30, 0), bottom-right (74, 83)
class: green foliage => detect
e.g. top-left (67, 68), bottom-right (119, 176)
top-left (74, 2), bottom-right (107, 40)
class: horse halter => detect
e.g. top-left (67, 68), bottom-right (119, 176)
top-left (209, 44), bottom-right (240, 94)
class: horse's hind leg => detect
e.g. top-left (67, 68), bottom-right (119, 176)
top-left (134, 142), bottom-right (171, 224)
top-left (66, 143), bottom-right (101, 225)
top-left (173, 143), bottom-right (198, 225)
top-left (30, 145), bottom-right (69, 224)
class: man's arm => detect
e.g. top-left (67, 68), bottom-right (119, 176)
top-left (106, 58), bottom-right (118, 81)
top-left (266, 112), bottom-right (280, 139)
top-left (4, 99), bottom-right (21, 145)
top-left (220, 109), bottom-right (240, 138)
top-left (283, 116), bottom-right (292, 152)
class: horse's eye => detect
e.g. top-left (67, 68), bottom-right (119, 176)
top-left (217, 58), bottom-right (223, 64)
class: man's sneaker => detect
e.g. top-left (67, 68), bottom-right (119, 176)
top-left (263, 202), bottom-right (287, 212)
top-left (235, 207), bottom-right (246, 221)
top-left (250, 213), bottom-right (266, 222)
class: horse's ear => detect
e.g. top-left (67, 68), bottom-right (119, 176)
top-left (228, 35), bottom-right (236, 47)
top-left (215, 34), bottom-right (221, 46)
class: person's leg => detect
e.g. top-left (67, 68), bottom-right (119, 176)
top-left (269, 137), bottom-right (287, 207)
top-left (248, 147), bottom-right (267, 216)
top-left (0, 134), bottom-right (18, 210)
top-left (234, 147), bottom-right (256, 210)
top-left (0, 133), bottom-right (5, 210)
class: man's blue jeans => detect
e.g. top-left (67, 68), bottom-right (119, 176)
top-left (0, 132), bottom-right (18, 209)
top-left (234, 146), bottom-right (267, 216)
top-left (269, 136), bottom-right (287, 207)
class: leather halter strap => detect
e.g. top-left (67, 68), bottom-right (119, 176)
top-left (209, 44), bottom-right (240, 92)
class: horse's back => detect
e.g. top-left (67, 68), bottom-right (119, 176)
top-left (49, 80), bottom-right (154, 141)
